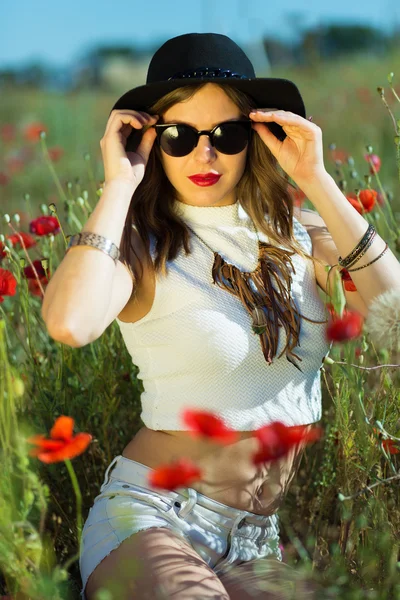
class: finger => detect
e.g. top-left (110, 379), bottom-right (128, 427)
top-left (136, 126), bottom-right (157, 163)
top-left (105, 112), bottom-right (158, 137)
top-left (251, 122), bottom-right (281, 158)
top-left (104, 113), bottom-right (150, 138)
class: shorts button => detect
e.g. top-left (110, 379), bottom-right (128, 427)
top-left (122, 484), bottom-right (130, 488)
top-left (174, 501), bottom-right (181, 507)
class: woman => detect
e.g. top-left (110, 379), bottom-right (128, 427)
top-left (42, 33), bottom-right (400, 599)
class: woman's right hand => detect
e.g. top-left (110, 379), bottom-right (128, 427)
top-left (100, 109), bottom-right (159, 189)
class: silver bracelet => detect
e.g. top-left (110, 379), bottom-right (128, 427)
top-left (66, 232), bottom-right (120, 265)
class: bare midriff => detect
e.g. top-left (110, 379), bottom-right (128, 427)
top-left (122, 425), bottom-right (312, 516)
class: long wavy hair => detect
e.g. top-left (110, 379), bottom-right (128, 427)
top-left (119, 82), bottom-right (322, 288)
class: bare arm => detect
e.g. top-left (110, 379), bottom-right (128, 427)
top-left (42, 179), bottom-right (135, 347)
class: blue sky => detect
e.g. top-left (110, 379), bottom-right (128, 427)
top-left (1, 0), bottom-right (399, 69)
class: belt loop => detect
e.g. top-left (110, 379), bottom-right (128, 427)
top-left (177, 487), bottom-right (197, 518)
top-left (100, 455), bottom-right (121, 491)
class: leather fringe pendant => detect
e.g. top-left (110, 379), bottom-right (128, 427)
top-left (211, 240), bottom-right (327, 372)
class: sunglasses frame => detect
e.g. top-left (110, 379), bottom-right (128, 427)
top-left (154, 119), bottom-right (253, 156)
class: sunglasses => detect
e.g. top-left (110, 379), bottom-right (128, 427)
top-left (154, 119), bottom-right (252, 157)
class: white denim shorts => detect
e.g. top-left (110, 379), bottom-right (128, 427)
top-left (79, 454), bottom-right (282, 599)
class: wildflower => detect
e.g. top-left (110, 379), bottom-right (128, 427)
top-left (372, 427), bottom-right (400, 454)
top-left (181, 409), bottom-right (239, 444)
top-left (382, 439), bottom-right (400, 454)
top-left (330, 148), bottom-right (350, 164)
top-left (23, 122), bottom-right (48, 142)
top-left (5, 155), bottom-right (24, 175)
top-left (0, 268), bottom-right (17, 302)
top-left (0, 172), bottom-right (9, 186)
top-left (346, 190), bottom-right (376, 213)
top-left (340, 268), bottom-right (357, 292)
top-left (23, 259), bottom-right (48, 279)
top-left (27, 415), bottom-right (92, 463)
top-left (252, 421), bottom-right (323, 465)
top-left (29, 215), bottom-right (60, 236)
top-left (364, 153), bottom-right (381, 175)
top-left (326, 309), bottom-right (364, 343)
top-left (288, 185), bottom-right (307, 207)
top-left (7, 231), bottom-right (37, 251)
top-left (149, 458), bottom-right (203, 491)
top-left (48, 146), bottom-right (65, 162)
top-left (364, 288), bottom-right (400, 351)
top-left (0, 123), bottom-right (16, 143)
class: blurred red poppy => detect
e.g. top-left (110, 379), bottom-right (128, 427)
top-left (382, 439), bottom-right (400, 454)
top-left (148, 458), bottom-right (203, 491)
top-left (346, 190), bottom-right (376, 213)
top-left (364, 153), bottom-right (381, 175)
top-left (23, 122), bottom-right (48, 142)
top-left (181, 409), bottom-right (239, 444)
top-left (27, 416), bottom-right (92, 463)
top-left (340, 268), bottom-right (357, 292)
top-left (252, 421), bottom-right (323, 465)
top-left (48, 146), bottom-right (65, 162)
top-left (326, 309), bottom-right (364, 342)
top-left (0, 123), bottom-right (16, 143)
top-left (0, 268), bottom-right (17, 302)
top-left (0, 172), bottom-right (9, 186)
top-left (23, 259), bottom-right (48, 279)
top-left (29, 215), bottom-right (60, 236)
top-left (7, 231), bottom-right (37, 251)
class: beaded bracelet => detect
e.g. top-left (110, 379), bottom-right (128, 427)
top-left (338, 224), bottom-right (375, 268)
top-left (347, 242), bottom-right (389, 272)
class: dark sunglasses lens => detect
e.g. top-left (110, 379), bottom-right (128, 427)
top-left (213, 122), bottom-right (250, 154)
top-left (159, 125), bottom-right (196, 157)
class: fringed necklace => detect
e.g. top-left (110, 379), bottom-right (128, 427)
top-left (185, 217), bottom-right (327, 373)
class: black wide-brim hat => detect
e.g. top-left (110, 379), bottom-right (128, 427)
top-left (110, 33), bottom-right (307, 147)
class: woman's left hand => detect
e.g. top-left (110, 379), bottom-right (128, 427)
top-left (249, 109), bottom-right (328, 187)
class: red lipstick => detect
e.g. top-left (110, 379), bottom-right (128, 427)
top-left (188, 174), bottom-right (222, 186)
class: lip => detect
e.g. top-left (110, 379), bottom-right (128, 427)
top-left (188, 174), bottom-right (222, 186)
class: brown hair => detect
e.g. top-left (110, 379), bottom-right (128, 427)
top-left (119, 82), bottom-right (322, 289)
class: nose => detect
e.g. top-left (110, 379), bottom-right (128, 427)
top-left (193, 133), bottom-right (216, 163)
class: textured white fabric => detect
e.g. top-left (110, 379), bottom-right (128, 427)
top-left (116, 198), bottom-right (332, 431)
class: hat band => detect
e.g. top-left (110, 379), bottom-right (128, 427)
top-left (168, 67), bottom-right (248, 80)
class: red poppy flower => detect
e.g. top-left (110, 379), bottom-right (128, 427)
top-left (326, 309), bottom-right (364, 342)
top-left (364, 153), bottom-right (381, 176)
top-left (148, 458), bottom-right (203, 491)
top-left (11, 231), bottom-right (37, 250)
top-left (6, 155), bottom-right (25, 175)
top-left (181, 409), bottom-right (239, 444)
top-left (48, 146), bottom-right (65, 162)
top-left (0, 123), bottom-right (16, 143)
top-left (0, 268), bottom-right (17, 301)
top-left (23, 122), bottom-right (48, 142)
top-left (288, 185), bottom-right (307, 207)
top-left (346, 190), bottom-right (376, 213)
top-left (252, 421), bottom-right (323, 465)
top-left (330, 148), bottom-right (350, 164)
top-left (382, 439), bottom-right (400, 454)
top-left (340, 268), bottom-right (357, 292)
top-left (29, 215), bottom-right (60, 236)
top-left (356, 87), bottom-right (373, 104)
top-left (0, 172), bottom-right (9, 186)
top-left (23, 259), bottom-right (48, 279)
top-left (27, 415), bottom-right (92, 463)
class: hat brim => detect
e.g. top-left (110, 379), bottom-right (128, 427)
top-left (110, 77), bottom-right (306, 143)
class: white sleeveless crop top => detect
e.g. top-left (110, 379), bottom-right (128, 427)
top-left (116, 198), bottom-right (332, 431)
